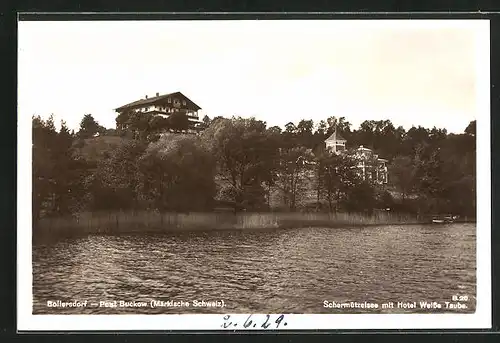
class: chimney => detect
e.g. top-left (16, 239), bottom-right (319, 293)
top-left (156, 92), bottom-right (159, 97)
top-left (145, 95), bottom-right (148, 99)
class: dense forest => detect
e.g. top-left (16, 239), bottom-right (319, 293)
top-left (32, 112), bottom-right (476, 222)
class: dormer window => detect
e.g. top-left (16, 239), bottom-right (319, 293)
top-left (168, 98), bottom-right (171, 103)
top-left (182, 100), bottom-right (186, 105)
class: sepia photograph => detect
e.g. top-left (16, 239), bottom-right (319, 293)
top-left (17, 17), bottom-right (490, 330)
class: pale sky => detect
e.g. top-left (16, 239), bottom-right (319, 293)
top-left (18, 20), bottom-right (489, 133)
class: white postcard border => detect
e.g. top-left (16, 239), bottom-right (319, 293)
top-left (17, 18), bottom-right (491, 331)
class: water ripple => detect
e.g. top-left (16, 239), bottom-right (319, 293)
top-left (33, 224), bottom-right (476, 314)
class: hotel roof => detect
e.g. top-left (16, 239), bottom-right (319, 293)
top-left (115, 91), bottom-right (202, 112)
top-left (325, 131), bottom-right (346, 142)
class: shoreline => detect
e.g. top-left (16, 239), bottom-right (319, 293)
top-left (33, 211), bottom-right (476, 241)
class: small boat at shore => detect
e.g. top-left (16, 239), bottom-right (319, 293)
top-left (431, 215), bottom-right (457, 224)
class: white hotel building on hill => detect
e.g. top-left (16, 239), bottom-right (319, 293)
top-left (114, 91), bottom-right (204, 133)
top-left (325, 131), bottom-right (388, 184)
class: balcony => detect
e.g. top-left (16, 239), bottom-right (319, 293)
top-left (142, 107), bottom-right (199, 119)
top-left (186, 113), bottom-right (199, 120)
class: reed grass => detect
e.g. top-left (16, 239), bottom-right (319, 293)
top-left (34, 210), bottom-right (426, 239)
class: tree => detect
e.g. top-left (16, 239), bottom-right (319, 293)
top-left (89, 140), bottom-right (147, 211)
top-left (149, 115), bottom-right (170, 137)
top-left (315, 120), bottom-right (328, 136)
top-left (377, 190), bottom-right (395, 210)
top-left (296, 119), bottom-right (314, 148)
top-left (313, 120), bottom-right (328, 149)
top-left (378, 120), bottom-right (403, 159)
top-left (50, 120), bottom-right (83, 215)
top-left (465, 120), bottom-right (476, 136)
top-left (350, 119), bottom-right (401, 157)
top-left (168, 112), bottom-right (190, 132)
top-left (282, 122), bottom-right (298, 148)
top-left (116, 110), bottom-right (156, 141)
top-left (32, 108), bottom-right (477, 220)
top-left (344, 181), bottom-right (377, 214)
top-left (78, 114), bottom-right (105, 139)
top-left (32, 115), bottom-right (58, 221)
top-left (263, 126), bottom-right (284, 206)
top-left (284, 122), bottom-right (297, 134)
top-left (200, 117), bottom-right (279, 210)
top-left (439, 128), bottom-right (476, 216)
top-left (413, 144), bottom-right (446, 214)
top-left (268, 126), bottom-right (282, 135)
top-left (401, 126), bottom-right (430, 157)
top-left (389, 155), bottom-right (416, 203)
top-left (318, 153), bottom-right (359, 212)
top-left (325, 116), bottom-right (352, 140)
top-left (202, 115), bottom-right (211, 128)
top-left (138, 134), bottom-right (216, 212)
top-left (275, 146), bottom-right (314, 211)
top-left (429, 126), bottom-right (448, 143)
top-left (32, 116), bottom-right (87, 220)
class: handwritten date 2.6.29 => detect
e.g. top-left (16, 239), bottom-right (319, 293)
top-left (221, 314), bottom-right (287, 330)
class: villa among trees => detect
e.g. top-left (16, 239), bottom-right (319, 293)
top-left (32, 107), bottom-right (476, 221)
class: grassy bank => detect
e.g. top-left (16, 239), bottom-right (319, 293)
top-left (33, 211), bottom-right (430, 239)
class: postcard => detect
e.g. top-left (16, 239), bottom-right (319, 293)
top-left (17, 16), bottom-right (491, 331)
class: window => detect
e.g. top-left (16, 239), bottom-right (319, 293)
top-left (168, 98), bottom-right (171, 103)
top-left (182, 100), bottom-right (186, 105)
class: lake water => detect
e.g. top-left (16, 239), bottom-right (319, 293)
top-left (32, 223), bottom-right (476, 314)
